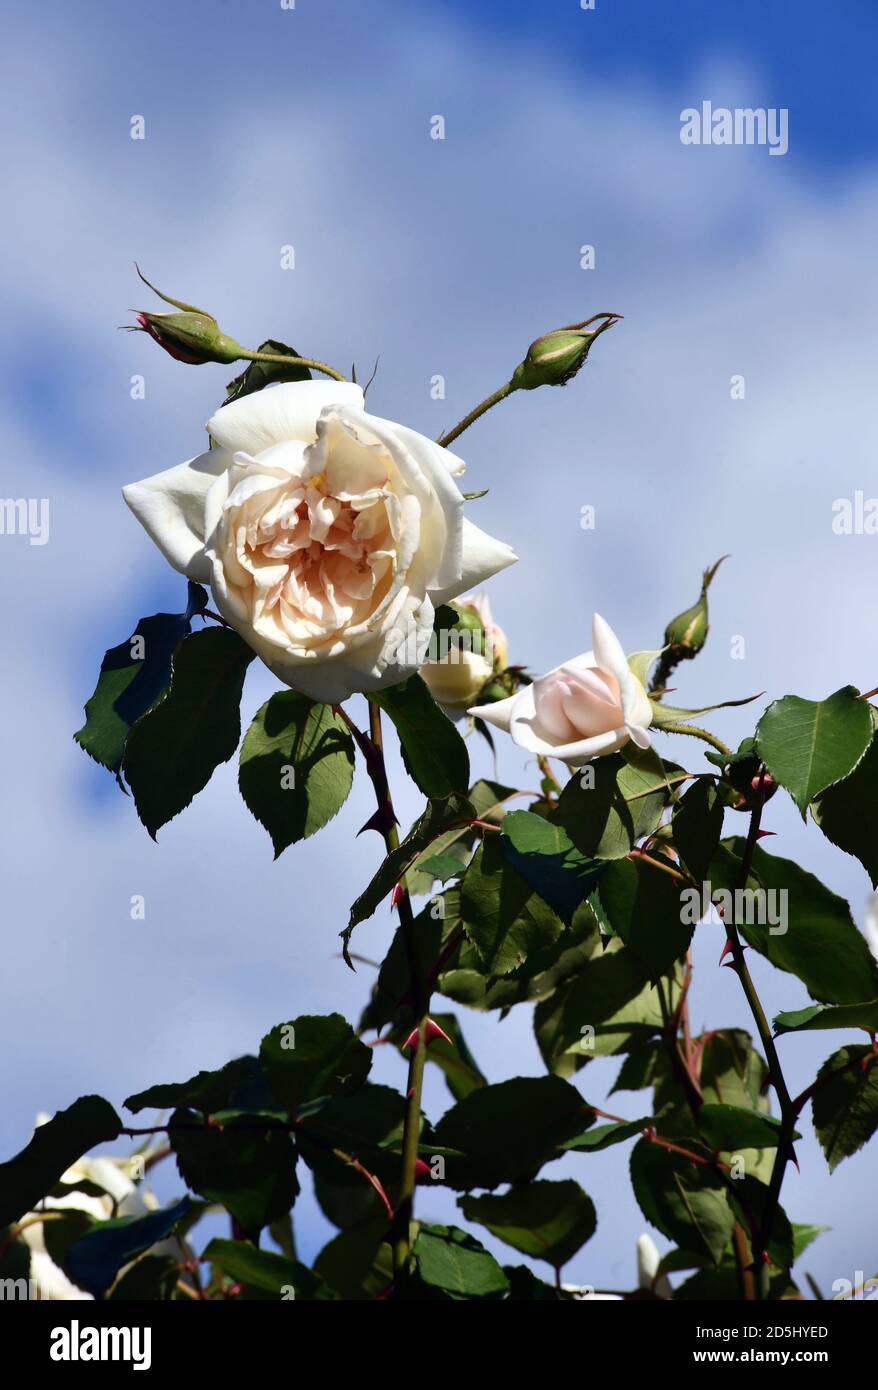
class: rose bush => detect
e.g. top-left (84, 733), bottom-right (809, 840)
top-left (123, 381), bottom-right (516, 703)
top-left (469, 612), bottom-right (652, 765)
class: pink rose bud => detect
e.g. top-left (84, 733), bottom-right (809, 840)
top-left (127, 266), bottom-right (244, 366)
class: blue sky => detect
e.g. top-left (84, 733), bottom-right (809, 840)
top-left (2, 0), bottom-right (877, 1296)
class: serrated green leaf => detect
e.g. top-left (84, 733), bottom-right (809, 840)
top-left (123, 627), bottom-right (254, 837)
top-left (65, 1197), bottom-right (191, 1297)
top-left (259, 1013), bottom-right (371, 1111)
top-left (812, 733), bottom-right (878, 886)
top-left (724, 839), bottom-right (878, 1005)
top-left (239, 694), bottom-right (354, 855)
top-left (412, 1224), bottom-right (510, 1298)
top-left (697, 1104), bottom-right (795, 1150)
top-left (554, 751), bottom-right (679, 860)
top-left (125, 1055), bottom-right (271, 1116)
top-left (313, 1217), bottom-right (392, 1299)
top-left (74, 582), bottom-right (206, 772)
top-left (432, 1076), bottom-right (587, 1190)
top-left (459, 835), bottom-right (565, 976)
top-left (630, 1137), bottom-right (733, 1266)
top-left (204, 1236), bottom-right (334, 1299)
top-left (673, 778), bottom-right (724, 882)
top-left (699, 1030), bottom-right (769, 1110)
top-left (811, 1045), bottom-right (878, 1170)
top-left (108, 1254), bottom-right (179, 1301)
top-left (368, 676), bottom-right (469, 797)
top-left (756, 687), bottom-right (873, 816)
top-left (533, 941), bottom-right (659, 1077)
top-left (561, 1117), bottom-right (651, 1152)
top-left (773, 1000), bottom-right (878, 1034)
top-left (598, 857), bottom-right (694, 981)
top-left (170, 1111), bottom-right (298, 1238)
top-left (460, 1179), bottom-right (596, 1267)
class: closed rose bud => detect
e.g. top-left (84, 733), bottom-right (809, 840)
top-left (421, 593), bottom-right (508, 715)
top-left (510, 312), bottom-right (621, 391)
top-left (134, 309), bottom-right (245, 366)
top-left (663, 556), bottom-right (728, 659)
top-left (127, 267), bottom-right (244, 366)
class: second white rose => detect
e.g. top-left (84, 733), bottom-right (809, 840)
top-left (469, 613), bottom-right (652, 766)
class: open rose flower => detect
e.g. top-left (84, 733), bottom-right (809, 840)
top-left (469, 614), bottom-right (651, 766)
top-left (123, 381), bottom-right (516, 703)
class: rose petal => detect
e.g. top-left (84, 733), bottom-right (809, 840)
top-left (122, 449), bottom-right (233, 580)
top-left (206, 381), bottom-right (365, 455)
top-left (430, 518), bottom-right (517, 606)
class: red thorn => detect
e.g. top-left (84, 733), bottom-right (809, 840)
top-left (402, 1018), bottom-right (453, 1050)
top-left (414, 1159), bottom-right (432, 1181)
top-left (718, 937), bottom-right (735, 965)
top-left (390, 883), bottom-right (404, 910)
top-left (788, 1144), bottom-right (800, 1173)
top-left (761, 1251), bottom-right (770, 1265)
top-left (357, 804), bottom-right (398, 837)
top-left (756, 829), bottom-right (776, 839)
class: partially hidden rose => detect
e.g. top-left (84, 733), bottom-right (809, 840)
top-left (469, 614), bottom-right (651, 766)
top-left (421, 593), bottom-right (508, 713)
top-left (21, 1119), bottom-right (169, 1300)
top-left (123, 381), bottom-right (517, 703)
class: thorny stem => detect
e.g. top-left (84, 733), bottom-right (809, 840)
top-left (343, 700), bottom-right (428, 1287)
top-left (719, 769), bottom-right (795, 1299)
top-left (437, 381), bottom-right (515, 449)
top-left (660, 722), bottom-right (733, 758)
top-left (239, 348), bottom-right (347, 383)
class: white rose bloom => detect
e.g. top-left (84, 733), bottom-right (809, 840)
top-left (123, 381), bottom-right (516, 704)
top-left (469, 614), bottom-right (652, 767)
top-left (865, 891), bottom-right (878, 962)
top-left (21, 1119), bottom-right (162, 1300)
top-left (636, 1233), bottom-right (672, 1299)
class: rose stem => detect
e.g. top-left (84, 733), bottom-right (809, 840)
top-left (659, 722), bottom-right (732, 757)
top-left (719, 769), bottom-right (796, 1298)
top-left (337, 701), bottom-right (428, 1285)
top-left (437, 381), bottom-right (515, 448)
top-left (237, 348), bottom-right (348, 382)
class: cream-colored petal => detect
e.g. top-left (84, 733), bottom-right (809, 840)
top-left (122, 448), bottom-right (233, 580)
top-left (430, 518), bottom-right (517, 606)
top-left (206, 381), bottom-right (365, 455)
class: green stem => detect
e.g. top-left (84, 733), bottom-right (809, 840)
top-left (720, 771), bottom-right (795, 1299)
top-left (361, 702), bottom-right (427, 1288)
top-left (239, 348), bottom-right (347, 382)
top-left (437, 381), bottom-right (515, 448)
top-left (659, 722), bottom-right (732, 757)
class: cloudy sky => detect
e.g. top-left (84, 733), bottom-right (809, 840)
top-left (2, 0), bottom-right (877, 1294)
